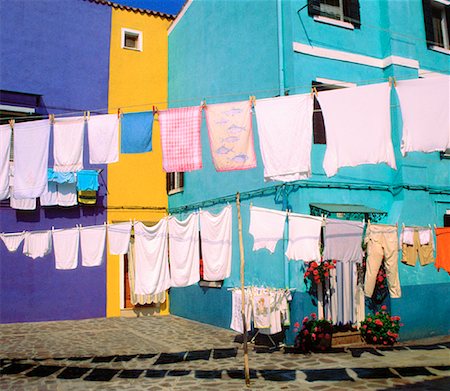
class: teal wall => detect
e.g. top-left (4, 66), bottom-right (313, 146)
top-left (168, 0), bottom-right (450, 341)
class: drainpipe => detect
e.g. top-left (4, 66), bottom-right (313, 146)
top-left (277, 0), bottom-right (285, 96)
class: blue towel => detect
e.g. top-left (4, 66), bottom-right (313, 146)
top-left (120, 111), bottom-right (153, 153)
top-left (47, 168), bottom-right (76, 184)
top-left (77, 170), bottom-right (99, 191)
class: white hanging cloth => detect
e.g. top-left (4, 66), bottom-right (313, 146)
top-left (23, 231), bottom-right (52, 259)
top-left (107, 221), bottom-right (132, 255)
top-left (249, 206), bottom-right (286, 253)
top-left (0, 124), bottom-right (11, 200)
top-left (53, 116), bottom-right (84, 172)
top-left (10, 194), bottom-right (36, 210)
top-left (285, 213), bottom-right (322, 262)
top-left (40, 181), bottom-right (58, 206)
top-left (0, 231), bottom-right (26, 252)
top-left (168, 213), bottom-right (200, 287)
top-left (52, 227), bottom-right (79, 270)
top-left (134, 220), bottom-right (171, 295)
top-left (56, 182), bottom-right (78, 207)
top-left (199, 205), bottom-right (232, 281)
top-left (87, 114), bottom-right (119, 164)
top-left (80, 225), bottom-right (106, 267)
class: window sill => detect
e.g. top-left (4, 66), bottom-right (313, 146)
top-left (429, 45), bottom-right (450, 55)
top-left (168, 188), bottom-right (184, 196)
top-left (121, 46), bottom-right (142, 52)
top-left (313, 15), bottom-right (355, 30)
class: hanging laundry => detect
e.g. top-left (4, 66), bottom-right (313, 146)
top-left (52, 227), bottom-right (79, 270)
top-left (77, 170), bottom-right (99, 191)
top-left (0, 124), bottom-right (11, 200)
top-left (108, 221), bottom-right (132, 255)
top-left (249, 206), bottom-right (286, 253)
top-left (10, 193), bottom-right (36, 210)
top-left (134, 220), bottom-right (171, 295)
top-left (435, 227), bottom-right (450, 274)
top-left (396, 76), bottom-right (450, 155)
top-left (364, 223), bottom-right (401, 298)
top-left (120, 111), bottom-right (153, 154)
top-left (205, 100), bottom-right (256, 172)
top-left (258, 289), bottom-right (292, 335)
top-left (255, 94), bottom-right (314, 182)
top-left (79, 225), bottom-right (106, 267)
top-left (47, 168), bottom-right (76, 184)
top-left (159, 106), bottom-right (203, 172)
top-left (87, 114), bottom-right (119, 163)
top-left (400, 226), bottom-right (434, 267)
top-left (252, 287), bottom-right (271, 329)
top-left (323, 219), bottom-right (364, 263)
top-left (78, 190), bottom-right (97, 205)
top-left (230, 289), bottom-right (252, 334)
top-left (199, 205), bottom-right (232, 281)
top-left (168, 213), bottom-right (200, 287)
top-left (285, 213), bottom-right (322, 262)
top-left (318, 83), bottom-right (396, 177)
top-left (40, 181), bottom-right (58, 207)
top-left (56, 182), bottom-right (78, 207)
top-left (13, 119), bottom-right (50, 199)
top-left (23, 231), bottom-right (52, 259)
top-left (53, 116), bottom-right (84, 172)
top-left (0, 231), bottom-right (26, 252)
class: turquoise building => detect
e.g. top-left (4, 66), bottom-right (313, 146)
top-left (167, 0), bottom-right (450, 342)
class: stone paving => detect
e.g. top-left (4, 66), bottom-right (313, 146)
top-left (1, 315), bottom-right (449, 390)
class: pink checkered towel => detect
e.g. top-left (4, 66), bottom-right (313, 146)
top-left (159, 106), bottom-right (203, 172)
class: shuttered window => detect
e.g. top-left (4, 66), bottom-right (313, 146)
top-left (422, 0), bottom-right (450, 49)
top-left (308, 0), bottom-right (361, 28)
top-left (166, 172), bottom-right (184, 195)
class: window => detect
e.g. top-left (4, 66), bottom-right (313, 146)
top-left (121, 28), bottom-right (143, 51)
top-left (308, 0), bottom-right (361, 29)
top-left (422, 0), bottom-right (450, 51)
top-left (445, 210), bottom-right (450, 227)
top-left (166, 172), bottom-right (184, 195)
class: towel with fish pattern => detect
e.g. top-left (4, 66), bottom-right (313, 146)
top-left (205, 100), bottom-right (256, 171)
top-left (159, 106), bottom-right (203, 172)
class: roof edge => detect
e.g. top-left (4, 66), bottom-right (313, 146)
top-left (168, 0), bottom-right (192, 34)
top-left (86, 0), bottom-right (176, 19)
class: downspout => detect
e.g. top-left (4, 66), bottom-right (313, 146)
top-left (277, 0), bottom-right (285, 96)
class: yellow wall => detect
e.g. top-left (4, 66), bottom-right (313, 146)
top-left (107, 9), bottom-right (172, 317)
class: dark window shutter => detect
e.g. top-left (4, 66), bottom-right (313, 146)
top-left (444, 213), bottom-right (450, 227)
top-left (313, 96), bottom-right (327, 144)
top-left (179, 172), bottom-right (184, 189)
top-left (446, 6), bottom-right (450, 42)
top-left (166, 172), bottom-right (172, 194)
top-left (422, 0), bottom-right (435, 47)
top-left (308, 0), bottom-right (321, 17)
top-left (344, 0), bottom-right (361, 28)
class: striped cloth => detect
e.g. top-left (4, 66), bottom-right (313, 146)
top-left (159, 106), bottom-right (203, 172)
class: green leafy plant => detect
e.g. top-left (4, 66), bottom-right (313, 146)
top-left (294, 313), bottom-right (333, 353)
top-left (360, 305), bottom-right (402, 345)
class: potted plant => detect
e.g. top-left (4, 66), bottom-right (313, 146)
top-left (360, 305), bottom-right (402, 345)
top-left (294, 313), bottom-right (333, 353)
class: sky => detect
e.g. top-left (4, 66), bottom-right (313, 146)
top-left (115, 0), bottom-right (186, 15)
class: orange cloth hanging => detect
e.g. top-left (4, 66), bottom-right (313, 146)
top-left (435, 227), bottom-right (450, 274)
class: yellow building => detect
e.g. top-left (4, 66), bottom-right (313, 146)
top-left (106, 4), bottom-right (174, 317)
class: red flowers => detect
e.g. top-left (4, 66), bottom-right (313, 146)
top-left (304, 260), bottom-right (335, 286)
top-left (360, 306), bottom-right (401, 346)
top-left (294, 313), bottom-right (333, 353)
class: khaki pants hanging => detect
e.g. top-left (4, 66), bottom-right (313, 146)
top-left (364, 224), bottom-right (401, 299)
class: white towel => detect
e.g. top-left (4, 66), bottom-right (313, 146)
top-left (199, 205), bottom-right (232, 281)
top-left (10, 193), bottom-right (36, 210)
top-left (134, 220), bottom-right (171, 295)
top-left (53, 117), bottom-right (84, 172)
top-left (285, 213), bottom-right (322, 262)
top-left (249, 206), bottom-right (286, 253)
top-left (87, 114), bottom-right (119, 164)
top-left (168, 213), bottom-right (200, 287)
top-left (396, 76), bottom-right (450, 155)
top-left (23, 231), bottom-right (52, 259)
top-left (40, 181), bottom-right (58, 206)
top-left (255, 94), bottom-right (314, 182)
top-left (56, 182), bottom-right (78, 207)
top-left (80, 225), bottom-right (106, 267)
top-left (318, 83), bottom-right (396, 177)
top-left (13, 119), bottom-right (50, 199)
top-left (108, 222), bottom-right (132, 255)
top-left (0, 125), bottom-right (11, 200)
top-left (0, 231), bottom-right (26, 252)
top-left (53, 228), bottom-right (79, 270)
top-left (402, 228), bottom-right (415, 246)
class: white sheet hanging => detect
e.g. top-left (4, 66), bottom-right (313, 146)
top-left (40, 181), bottom-right (58, 206)
top-left (53, 117), bottom-right (84, 172)
top-left (285, 213), bottom-right (322, 262)
top-left (134, 220), bottom-right (171, 295)
top-left (80, 225), bottom-right (106, 267)
top-left (255, 94), bottom-right (314, 182)
top-left (23, 231), bottom-right (52, 259)
top-left (168, 213), bottom-right (200, 287)
top-left (199, 205), bottom-right (232, 281)
top-left (0, 124), bottom-right (11, 200)
top-left (56, 182), bottom-right (78, 207)
top-left (10, 193), bottom-right (36, 210)
top-left (52, 227), bottom-right (79, 270)
top-left (0, 231), bottom-right (26, 252)
top-left (87, 114), bottom-right (119, 164)
top-left (249, 206), bottom-right (286, 253)
top-left (107, 222), bottom-right (132, 255)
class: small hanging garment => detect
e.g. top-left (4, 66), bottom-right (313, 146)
top-left (87, 114), bottom-right (119, 163)
top-left (168, 213), bottom-right (200, 287)
top-left (435, 227), bottom-right (450, 274)
top-left (134, 220), bottom-right (171, 295)
top-left (120, 111), bottom-right (153, 154)
top-left (396, 76), bottom-right (450, 155)
top-left (0, 231), bottom-right (26, 252)
top-left (249, 206), bottom-right (286, 253)
top-left (107, 222), bottom-right (132, 255)
top-left (230, 289), bottom-right (252, 334)
top-left (318, 83), bottom-right (396, 177)
top-left (0, 124), bottom-right (11, 200)
top-left (323, 218), bottom-right (364, 263)
top-left (23, 231), bottom-right (52, 259)
top-left (285, 213), bottom-right (322, 262)
top-left (13, 119), bottom-right (50, 199)
top-left (205, 100), bottom-right (256, 172)
top-left (255, 94), bottom-right (314, 182)
top-left (77, 170), bottom-right (99, 191)
top-left (53, 116), bottom-right (84, 172)
top-left (400, 227), bottom-right (434, 267)
top-left (56, 182), bottom-right (78, 207)
top-left (80, 225), bottom-right (106, 267)
top-left (47, 168), bottom-right (76, 184)
top-left (40, 181), bottom-right (58, 207)
top-left (52, 227), bottom-right (79, 270)
top-left (159, 106), bottom-right (203, 172)
top-left (252, 288), bottom-right (271, 329)
top-left (78, 190), bottom-right (97, 205)
top-left (199, 205), bottom-right (232, 281)
top-left (10, 193), bottom-right (36, 210)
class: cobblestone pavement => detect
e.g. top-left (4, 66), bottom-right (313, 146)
top-left (1, 315), bottom-right (449, 390)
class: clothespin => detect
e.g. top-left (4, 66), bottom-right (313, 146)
top-left (250, 95), bottom-right (256, 108)
top-left (8, 119), bottom-right (14, 129)
top-left (152, 105), bottom-right (159, 117)
top-left (49, 114), bottom-right (55, 124)
top-left (201, 99), bottom-right (207, 110)
top-left (434, 224), bottom-right (437, 229)
top-left (388, 76), bottom-right (397, 87)
top-left (117, 108), bottom-right (121, 119)
top-left (310, 86), bottom-right (318, 98)
top-left (402, 222), bottom-right (405, 229)
top-left (86, 111), bottom-right (90, 120)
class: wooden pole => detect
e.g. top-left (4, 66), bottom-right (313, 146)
top-left (236, 192), bottom-right (250, 387)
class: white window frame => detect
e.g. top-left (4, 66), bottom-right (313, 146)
top-left (121, 28), bottom-right (143, 52)
top-left (167, 172), bottom-right (184, 195)
top-left (430, 1), bottom-right (450, 51)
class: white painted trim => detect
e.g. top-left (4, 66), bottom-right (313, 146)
top-left (419, 69), bottom-right (448, 77)
top-left (119, 255), bottom-right (124, 310)
top-left (0, 104), bottom-right (35, 114)
top-left (293, 42), bottom-right (420, 69)
top-left (121, 28), bottom-right (143, 51)
top-left (313, 15), bottom-right (354, 30)
top-left (434, 0), bottom-right (450, 6)
top-left (315, 77), bottom-right (357, 87)
top-left (168, 0), bottom-right (193, 35)
top-left (430, 45), bottom-right (450, 55)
